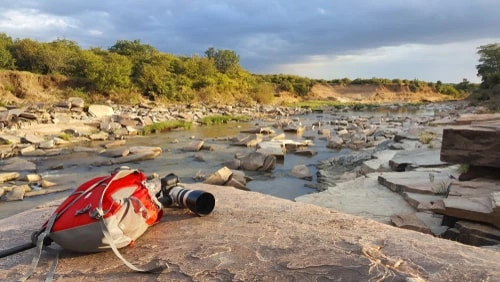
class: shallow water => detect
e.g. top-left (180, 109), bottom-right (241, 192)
top-left (0, 120), bottom-right (332, 220)
top-left (0, 102), bottom-right (457, 220)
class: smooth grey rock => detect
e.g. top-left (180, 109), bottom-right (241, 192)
top-left (290, 164), bottom-right (312, 180)
top-left (128, 146), bottom-right (162, 155)
top-left (100, 147), bottom-right (130, 158)
top-left (22, 134), bottom-right (45, 145)
top-left (360, 150), bottom-right (398, 173)
top-left (88, 104), bottom-right (114, 118)
top-left (38, 139), bottom-right (55, 149)
top-left (2, 185), bottom-right (29, 201)
top-left (0, 157), bottom-right (36, 172)
top-left (378, 171), bottom-right (453, 194)
top-left (238, 152), bottom-right (276, 171)
top-left (390, 212), bottom-right (444, 235)
top-left (225, 177), bottom-right (248, 190)
top-left (296, 174), bottom-right (415, 223)
top-left (89, 131), bottom-right (109, 141)
top-left (68, 97), bottom-right (85, 108)
top-left (293, 147), bottom-right (318, 157)
top-left (256, 141), bottom-right (285, 159)
top-left (0, 134), bottom-right (21, 145)
top-left (231, 134), bottom-right (263, 147)
top-left (402, 192), bottom-right (445, 210)
top-left (223, 159), bottom-right (240, 170)
top-left (204, 166), bottom-right (233, 185)
top-left (183, 140), bottom-right (205, 152)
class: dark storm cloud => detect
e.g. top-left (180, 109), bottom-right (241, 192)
top-left (0, 0), bottom-right (499, 77)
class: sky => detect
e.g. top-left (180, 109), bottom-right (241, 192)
top-left (1, 1), bottom-right (499, 83)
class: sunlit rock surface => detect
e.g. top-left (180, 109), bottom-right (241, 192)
top-left (0, 183), bottom-right (499, 281)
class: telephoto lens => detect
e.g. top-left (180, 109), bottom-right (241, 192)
top-left (159, 173), bottom-right (215, 216)
top-left (166, 186), bottom-right (215, 216)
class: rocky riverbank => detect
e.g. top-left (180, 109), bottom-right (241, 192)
top-left (1, 97), bottom-right (499, 249)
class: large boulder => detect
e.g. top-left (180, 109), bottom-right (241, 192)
top-left (237, 152), bottom-right (276, 171)
top-left (0, 183), bottom-right (498, 281)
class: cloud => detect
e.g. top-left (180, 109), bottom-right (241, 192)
top-left (271, 39), bottom-right (496, 83)
top-left (0, 0), bottom-right (499, 82)
top-left (0, 9), bottom-right (77, 35)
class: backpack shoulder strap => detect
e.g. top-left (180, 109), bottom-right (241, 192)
top-left (96, 210), bottom-right (167, 273)
top-left (18, 213), bottom-right (58, 282)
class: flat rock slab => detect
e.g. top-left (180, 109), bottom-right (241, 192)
top-left (454, 220), bottom-right (500, 244)
top-left (0, 157), bottom-right (36, 172)
top-left (0, 172), bottom-right (19, 183)
top-left (390, 212), bottom-right (443, 235)
top-left (231, 134), bottom-right (263, 147)
top-left (296, 174), bottom-right (415, 223)
top-left (0, 134), bottom-right (21, 145)
top-left (448, 179), bottom-right (500, 197)
top-left (430, 193), bottom-right (500, 229)
top-left (0, 184), bottom-right (499, 281)
top-left (389, 149), bottom-right (448, 171)
top-left (256, 141), bottom-right (285, 159)
top-left (455, 113), bottom-right (500, 125)
top-left (378, 171), bottom-right (451, 194)
top-left (99, 147), bottom-right (130, 158)
top-left (402, 192), bottom-right (445, 210)
top-left (361, 150), bottom-right (397, 173)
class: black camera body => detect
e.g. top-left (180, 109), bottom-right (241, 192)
top-left (158, 173), bottom-right (215, 216)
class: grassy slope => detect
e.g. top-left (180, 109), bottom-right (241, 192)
top-left (0, 70), bottom-right (461, 106)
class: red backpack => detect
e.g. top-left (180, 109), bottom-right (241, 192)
top-left (47, 168), bottom-right (163, 253)
top-left (18, 167), bottom-right (215, 281)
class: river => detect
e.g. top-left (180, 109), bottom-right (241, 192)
top-left (0, 103), bottom-right (448, 220)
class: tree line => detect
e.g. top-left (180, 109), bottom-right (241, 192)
top-left (0, 33), bottom-right (493, 105)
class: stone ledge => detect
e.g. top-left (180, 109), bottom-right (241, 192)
top-left (0, 183), bottom-right (499, 281)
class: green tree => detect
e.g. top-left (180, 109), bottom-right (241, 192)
top-left (455, 78), bottom-right (474, 92)
top-left (77, 49), bottom-right (132, 93)
top-left (0, 33), bottom-right (15, 69)
top-left (340, 77), bottom-right (352, 85)
top-left (205, 48), bottom-right (240, 74)
top-left (109, 39), bottom-right (157, 57)
top-left (249, 82), bottom-right (274, 104)
top-left (135, 53), bottom-right (178, 98)
top-left (109, 39), bottom-right (159, 82)
top-left (39, 39), bottom-right (81, 75)
top-left (476, 43), bottom-right (500, 88)
top-left (11, 38), bottom-right (45, 73)
top-left (205, 47), bottom-right (216, 59)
